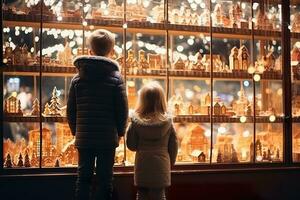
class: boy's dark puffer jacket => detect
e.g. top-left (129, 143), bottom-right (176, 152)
top-left (67, 56), bottom-right (128, 149)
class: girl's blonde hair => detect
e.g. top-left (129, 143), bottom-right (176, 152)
top-left (135, 81), bottom-right (167, 122)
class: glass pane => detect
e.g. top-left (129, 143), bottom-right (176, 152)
top-left (291, 0), bottom-right (300, 162)
top-left (212, 0), bottom-right (251, 29)
top-left (253, 2), bottom-right (281, 31)
top-left (42, 122), bottom-right (77, 167)
top-left (255, 123), bottom-right (283, 162)
top-left (168, 0), bottom-right (210, 26)
top-left (127, 0), bottom-right (163, 23)
top-left (293, 123), bottom-right (300, 162)
top-left (212, 123), bottom-right (253, 163)
top-left (175, 123), bottom-right (211, 164)
top-left (3, 123), bottom-right (40, 168)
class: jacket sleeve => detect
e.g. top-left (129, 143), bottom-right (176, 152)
top-left (67, 76), bottom-right (77, 136)
top-left (126, 122), bottom-right (138, 151)
top-left (168, 125), bottom-right (178, 166)
top-left (114, 76), bottom-right (129, 137)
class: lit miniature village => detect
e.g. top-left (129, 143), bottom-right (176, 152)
top-left (2, 0), bottom-right (300, 167)
top-left (3, 1), bottom-right (285, 30)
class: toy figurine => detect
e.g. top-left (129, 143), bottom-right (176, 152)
top-left (229, 47), bottom-right (239, 71)
top-left (126, 50), bottom-right (138, 73)
top-left (148, 54), bottom-right (163, 69)
top-left (138, 50), bottom-right (149, 69)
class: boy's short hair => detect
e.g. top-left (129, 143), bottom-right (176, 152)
top-left (88, 29), bottom-right (115, 56)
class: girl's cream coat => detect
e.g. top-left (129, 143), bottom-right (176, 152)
top-left (126, 116), bottom-right (178, 188)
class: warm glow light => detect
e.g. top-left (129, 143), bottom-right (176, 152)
top-left (240, 116), bottom-right (247, 123)
top-left (253, 74), bottom-right (261, 82)
top-left (123, 23), bottom-right (128, 29)
top-left (248, 66), bottom-right (255, 74)
top-left (177, 45), bottom-right (184, 52)
top-left (204, 130), bottom-right (211, 137)
top-left (82, 21), bottom-right (88, 26)
top-left (257, 65), bottom-right (265, 73)
top-left (256, 155), bottom-right (263, 162)
top-left (243, 81), bottom-right (250, 87)
top-left (243, 130), bottom-right (250, 138)
top-left (269, 115), bottom-right (276, 122)
top-left (218, 126), bottom-right (227, 134)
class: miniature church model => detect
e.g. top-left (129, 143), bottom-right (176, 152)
top-left (237, 45), bottom-right (250, 71)
top-left (233, 82), bottom-right (249, 116)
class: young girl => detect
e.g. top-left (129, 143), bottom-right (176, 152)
top-left (126, 81), bottom-right (178, 200)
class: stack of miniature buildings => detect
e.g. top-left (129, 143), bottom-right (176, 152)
top-left (124, 49), bottom-right (163, 74)
top-left (3, 123), bottom-right (76, 168)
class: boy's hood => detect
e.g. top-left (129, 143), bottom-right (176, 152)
top-left (73, 56), bottom-right (120, 79)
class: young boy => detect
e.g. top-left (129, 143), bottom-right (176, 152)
top-left (67, 29), bottom-right (128, 200)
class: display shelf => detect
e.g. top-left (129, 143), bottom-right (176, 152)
top-left (2, 65), bottom-right (283, 80)
top-left (172, 115), bottom-right (283, 123)
top-left (4, 17), bottom-right (297, 39)
top-left (292, 117), bottom-right (300, 123)
top-left (126, 69), bottom-right (166, 77)
top-left (3, 116), bottom-right (67, 123)
top-left (3, 115), bottom-right (283, 123)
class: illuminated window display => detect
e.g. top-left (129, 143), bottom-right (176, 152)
top-left (1, 0), bottom-right (299, 170)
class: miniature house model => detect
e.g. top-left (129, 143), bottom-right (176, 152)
top-left (4, 95), bottom-right (23, 116)
top-left (237, 45), bottom-right (250, 71)
top-left (181, 125), bottom-right (209, 161)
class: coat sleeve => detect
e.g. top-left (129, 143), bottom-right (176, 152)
top-left (67, 76), bottom-right (78, 136)
top-left (168, 125), bottom-right (178, 166)
top-left (126, 122), bottom-right (138, 151)
top-left (114, 75), bottom-right (129, 137)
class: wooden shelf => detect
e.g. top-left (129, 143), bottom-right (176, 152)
top-left (172, 115), bottom-right (283, 123)
top-left (3, 115), bottom-right (283, 123)
top-left (3, 116), bottom-right (67, 123)
top-left (2, 65), bottom-right (283, 80)
top-left (4, 14), bottom-right (299, 39)
top-left (292, 117), bottom-right (300, 123)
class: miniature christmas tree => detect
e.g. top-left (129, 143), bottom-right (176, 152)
top-left (43, 103), bottom-right (51, 116)
top-left (217, 150), bottom-right (223, 163)
top-left (5, 153), bottom-right (13, 168)
top-left (31, 98), bottom-right (40, 116)
top-left (24, 153), bottom-right (31, 167)
top-left (17, 153), bottom-right (24, 167)
top-left (49, 87), bottom-right (61, 116)
top-left (54, 159), bottom-right (60, 167)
